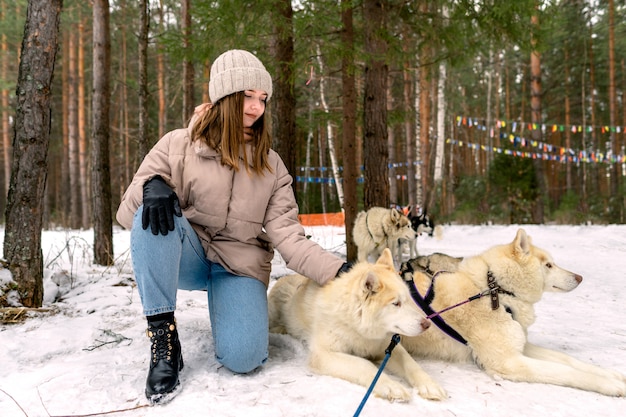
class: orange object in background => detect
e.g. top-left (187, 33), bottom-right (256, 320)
top-left (298, 212), bottom-right (345, 226)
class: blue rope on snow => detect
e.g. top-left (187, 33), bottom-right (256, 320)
top-left (352, 334), bottom-right (401, 417)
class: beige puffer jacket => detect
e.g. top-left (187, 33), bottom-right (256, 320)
top-left (116, 123), bottom-right (344, 287)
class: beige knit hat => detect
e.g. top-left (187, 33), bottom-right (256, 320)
top-left (209, 49), bottom-right (273, 103)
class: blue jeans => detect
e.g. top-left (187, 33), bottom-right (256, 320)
top-left (130, 207), bottom-right (268, 373)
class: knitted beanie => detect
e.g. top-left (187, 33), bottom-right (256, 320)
top-left (209, 49), bottom-right (273, 103)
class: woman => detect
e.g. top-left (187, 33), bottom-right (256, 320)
top-left (116, 49), bottom-right (349, 405)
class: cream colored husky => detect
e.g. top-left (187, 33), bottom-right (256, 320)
top-left (352, 207), bottom-right (415, 263)
top-left (268, 248), bottom-right (447, 402)
top-left (401, 229), bottom-right (626, 397)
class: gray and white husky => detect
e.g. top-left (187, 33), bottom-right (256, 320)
top-left (352, 207), bottom-right (415, 263)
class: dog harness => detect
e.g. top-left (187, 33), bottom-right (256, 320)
top-left (401, 263), bottom-right (469, 345)
top-left (365, 212), bottom-right (388, 248)
top-left (401, 262), bottom-right (516, 345)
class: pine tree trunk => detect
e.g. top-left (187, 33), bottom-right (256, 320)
top-left (137, 0), bottom-right (150, 161)
top-left (530, 9), bottom-right (546, 224)
top-left (92, 0), bottom-right (114, 266)
top-left (387, 85), bottom-right (397, 206)
top-left (3, 0), bottom-right (62, 307)
top-left (564, 49), bottom-right (572, 191)
top-left (403, 59), bottom-right (416, 208)
top-left (60, 31), bottom-right (69, 226)
top-left (1, 0), bottom-right (11, 203)
top-left (418, 42), bottom-right (430, 208)
top-left (363, 0), bottom-right (389, 209)
top-left (137, 0), bottom-right (149, 160)
top-left (68, 28), bottom-right (80, 229)
top-left (607, 0), bottom-right (621, 221)
top-left (78, 15), bottom-right (90, 228)
top-left (341, 0), bottom-right (358, 261)
top-left (156, 1), bottom-right (166, 139)
top-left (271, 0), bottom-right (297, 197)
top-left (587, 20), bottom-right (599, 207)
top-left (181, 0), bottom-right (194, 123)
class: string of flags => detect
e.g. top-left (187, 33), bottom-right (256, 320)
top-left (296, 171), bottom-right (417, 184)
top-left (455, 115), bottom-right (625, 164)
top-left (295, 114), bottom-right (626, 184)
top-left (295, 161), bottom-right (423, 173)
top-left (457, 115), bottom-right (625, 135)
top-left (446, 137), bottom-right (625, 164)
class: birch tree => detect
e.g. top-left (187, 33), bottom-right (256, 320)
top-left (315, 45), bottom-right (344, 208)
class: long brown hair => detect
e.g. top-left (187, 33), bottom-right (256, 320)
top-left (191, 92), bottom-right (272, 175)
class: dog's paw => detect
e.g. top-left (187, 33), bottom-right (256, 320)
top-left (374, 380), bottom-right (411, 402)
top-left (415, 377), bottom-right (448, 401)
top-left (610, 369), bottom-right (626, 384)
top-left (601, 378), bottom-right (626, 397)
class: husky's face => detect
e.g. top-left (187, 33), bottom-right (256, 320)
top-left (388, 209), bottom-right (416, 241)
top-left (501, 229), bottom-right (583, 302)
top-left (411, 213), bottom-right (434, 236)
top-left (356, 249), bottom-right (429, 337)
top-left (372, 273), bottom-right (430, 337)
top-left (533, 247), bottom-right (583, 293)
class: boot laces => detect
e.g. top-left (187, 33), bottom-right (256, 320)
top-left (147, 322), bottom-right (176, 363)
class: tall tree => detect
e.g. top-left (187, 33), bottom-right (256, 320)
top-left (68, 28), bottom-right (80, 228)
top-left (271, 0), bottom-right (297, 196)
top-left (3, 0), bottom-right (62, 307)
top-left (362, 0), bottom-right (390, 209)
top-left (315, 45), bottom-right (344, 207)
top-left (60, 30), bottom-right (70, 226)
top-left (181, 0), bottom-right (194, 123)
top-left (138, 0), bottom-right (150, 160)
top-left (92, 0), bottom-right (114, 266)
top-left (607, 0), bottom-right (621, 221)
top-left (341, 0), bottom-right (358, 262)
top-left (403, 47), bottom-right (417, 209)
top-left (530, 4), bottom-right (546, 223)
top-left (418, 37), bottom-right (431, 209)
top-left (156, 0), bottom-right (167, 139)
top-left (1, 0), bottom-right (11, 205)
top-left (78, 12), bottom-right (90, 228)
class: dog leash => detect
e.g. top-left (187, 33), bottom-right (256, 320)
top-left (424, 288), bottom-right (493, 320)
top-left (401, 270), bottom-right (469, 345)
top-left (352, 334), bottom-right (401, 417)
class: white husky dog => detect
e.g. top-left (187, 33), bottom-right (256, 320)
top-left (268, 249), bottom-right (447, 402)
top-left (352, 207), bottom-right (415, 263)
top-left (400, 229), bottom-right (626, 397)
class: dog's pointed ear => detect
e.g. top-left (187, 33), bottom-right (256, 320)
top-left (513, 229), bottom-right (531, 257)
top-left (364, 271), bottom-right (381, 294)
top-left (390, 208), bottom-right (400, 220)
top-left (376, 248), bottom-right (395, 270)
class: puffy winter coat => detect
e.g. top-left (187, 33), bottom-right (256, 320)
top-left (116, 123), bottom-right (344, 287)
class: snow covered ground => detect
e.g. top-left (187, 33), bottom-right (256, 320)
top-left (0, 224), bottom-right (624, 417)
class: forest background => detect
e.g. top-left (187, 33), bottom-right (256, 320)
top-left (0, 0), bottom-right (625, 307)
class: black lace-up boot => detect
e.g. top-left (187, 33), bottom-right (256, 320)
top-left (145, 313), bottom-right (184, 404)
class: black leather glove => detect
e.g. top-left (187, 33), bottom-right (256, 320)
top-left (142, 176), bottom-right (182, 236)
top-left (336, 262), bottom-right (354, 278)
